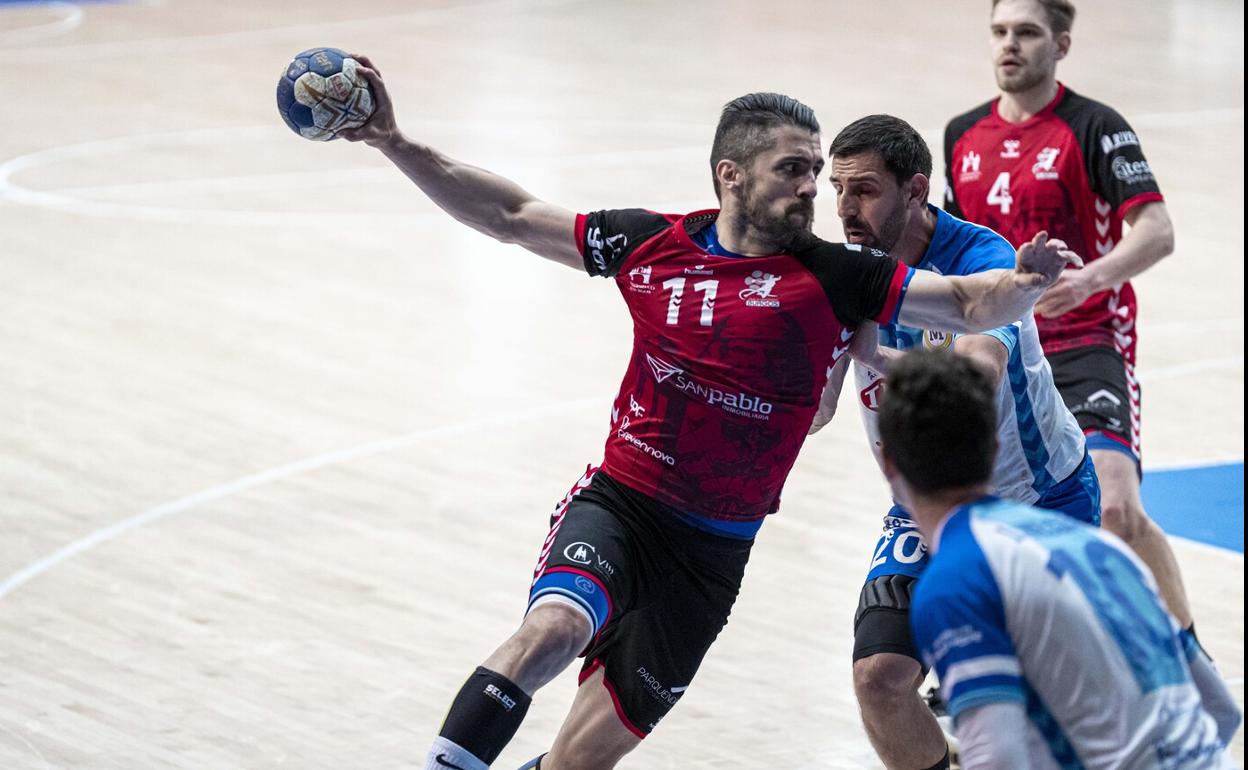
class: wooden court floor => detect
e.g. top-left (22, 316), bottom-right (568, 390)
top-left (0, 0), bottom-right (1242, 767)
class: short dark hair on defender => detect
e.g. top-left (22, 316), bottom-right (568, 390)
top-left (711, 92), bottom-right (820, 201)
top-left (829, 114), bottom-right (932, 186)
top-left (878, 349), bottom-right (997, 495)
top-left (992, 0), bottom-right (1076, 36)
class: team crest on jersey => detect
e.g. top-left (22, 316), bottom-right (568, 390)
top-left (1001, 139), bottom-right (1021, 158)
top-left (923, 330), bottom-right (955, 350)
top-left (627, 265), bottom-right (656, 294)
top-left (739, 270), bottom-right (781, 308)
top-left (1032, 147), bottom-right (1061, 180)
top-left (959, 151), bottom-right (982, 182)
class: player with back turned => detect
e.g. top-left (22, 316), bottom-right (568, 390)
top-left (333, 55), bottom-right (1077, 769)
top-left (878, 349), bottom-right (1240, 768)
top-left (944, 0), bottom-right (1196, 640)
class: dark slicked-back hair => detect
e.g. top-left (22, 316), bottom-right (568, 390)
top-left (830, 114), bottom-right (932, 185)
top-left (992, 0), bottom-right (1076, 36)
top-left (711, 92), bottom-right (820, 200)
top-left (878, 349), bottom-right (997, 495)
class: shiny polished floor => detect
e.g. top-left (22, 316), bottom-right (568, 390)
top-left (0, 0), bottom-right (1242, 767)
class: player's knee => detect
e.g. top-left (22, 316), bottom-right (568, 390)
top-left (853, 653), bottom-right (923, 706)
top-left (517, 601), bottom-right (594, 664)
top-left (1100, 498), bottom-right (1147, 542)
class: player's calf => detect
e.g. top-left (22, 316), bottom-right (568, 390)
top-left (426, 604), bottom-right (592, 770)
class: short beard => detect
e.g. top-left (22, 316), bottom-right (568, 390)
top-left (845, 196), bottom-right (907, 253)
top-left (736, 177), bottom-right (814, 250)
top-left (997, 63), bottom-right (1050, 94)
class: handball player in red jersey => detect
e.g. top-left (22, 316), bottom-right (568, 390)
top-left (339, 55), bottom-right (1078, 770)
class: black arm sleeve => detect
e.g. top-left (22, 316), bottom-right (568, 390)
top-left (1055, 94), bottom-right (1163, 210)
top-left (791, 237), bottom-right (905, 327)
top-left (578, 209), bottom-right (673, 277)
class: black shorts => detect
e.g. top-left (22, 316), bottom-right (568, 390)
top-left (527, 467), bottom-right (752, 737)
top-left (1048, 345), bottom-right (1141, 463)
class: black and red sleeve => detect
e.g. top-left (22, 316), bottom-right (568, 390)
top-left (1055, 92), bottom-right (1164, 217)
top-left (791, 238), bottom-right (912, 327)
top-left (574, 209), bottom-right (674, 277)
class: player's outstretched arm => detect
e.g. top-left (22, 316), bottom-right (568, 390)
top-left (338, 56), bottom-right (581, 270)
top-left (898, 232), bottom-right (1082, 333)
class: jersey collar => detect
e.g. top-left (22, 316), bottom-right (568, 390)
top-left (991, 81), bottom-right (1067, 127)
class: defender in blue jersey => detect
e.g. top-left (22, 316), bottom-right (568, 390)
top-left (878, 349), bottom-right (1240, 769)
top-left (808, 115), bottom-right (1100, 770)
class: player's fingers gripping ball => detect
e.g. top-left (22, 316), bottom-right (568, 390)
top-left (276, 48), bottom-right (375, 141)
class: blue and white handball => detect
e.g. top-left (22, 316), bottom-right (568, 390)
top-left (276, 48), bottom-right (375, 141)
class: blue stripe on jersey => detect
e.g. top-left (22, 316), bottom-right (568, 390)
top-left (528, 570), bottom-right (610, 634)
top-left (1025, 682), bottom-right (1088, 770)
top-left (1003, 329), bottom-right (1057, 495)
top-left (983, 323), bottom-right (1021, 355)
top-left (948, 675), bottom-right (1025, 718)
top-left (674, 510), bottom-right (762, 539)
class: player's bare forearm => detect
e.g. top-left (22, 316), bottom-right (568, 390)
top-left (900, 232), bottom-right (1080, 332)
top-left (340, 56), bottom-right (581, 269)
top-left (1084, 202), bottom-right (1174, 289)
top-left (1035, 203), bottom-right (1171, 318)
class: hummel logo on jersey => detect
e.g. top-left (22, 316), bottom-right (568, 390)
top-left (1032, 147), bottom-right (1061, 180)
top-left (435, 754), bottom-right (471, 770)
top-left (959, 151), bottom-right (982, 181)
top-left (646, 353), bottom-right (684, 383)
top-left (1001, 139), bottom-right (1021, 158)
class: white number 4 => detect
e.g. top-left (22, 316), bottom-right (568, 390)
top-left (987, 171), bottom-right (1013, 214)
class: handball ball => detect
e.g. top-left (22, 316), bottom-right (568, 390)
top-left (276, 48), bottom-right (374, 141)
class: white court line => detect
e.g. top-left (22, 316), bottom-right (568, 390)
top-left (0, 0), bottom-right (581, 61)
top-left (0, 0), bottom-right (82, 45)
top-left (0, 396), bottom-right (606, 601)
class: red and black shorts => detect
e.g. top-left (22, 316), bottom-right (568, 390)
top-left (527, 467), bottom-right (752, 737)
top-left (1048, 344), bottom-right (1141, 465)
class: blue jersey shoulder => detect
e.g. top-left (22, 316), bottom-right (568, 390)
top-left (921, 205), bottom-right (1015, 276)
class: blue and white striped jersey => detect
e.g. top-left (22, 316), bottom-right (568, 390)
top-left (856, 205), bottom-right (1087, 504)
top-left (912, 497), bottom-right (1234, 769)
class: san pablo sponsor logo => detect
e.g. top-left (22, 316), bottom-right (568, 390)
top-left (644, 353), bottom-right (774, 420)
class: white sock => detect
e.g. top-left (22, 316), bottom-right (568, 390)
top-left (425, 736), bottom-right (489, 770)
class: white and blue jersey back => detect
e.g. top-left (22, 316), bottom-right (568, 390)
top-left (912, 497), bottom-right (1236, 768)
top-left (858, 206), bottom-right (1099, 583)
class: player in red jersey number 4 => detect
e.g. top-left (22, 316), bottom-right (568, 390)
top-left (338, 56), bottom-right (1078, 770)
top-left (945, 0), bottom-right (1193, 641)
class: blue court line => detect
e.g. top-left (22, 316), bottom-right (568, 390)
top-left (1142, 462), bottom-right (1243, 554)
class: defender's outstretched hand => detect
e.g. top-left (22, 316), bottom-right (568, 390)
top-left (1014, 231), bottom-right (1083, 289)
top-left (339, 55), bottom-right (400, 148)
